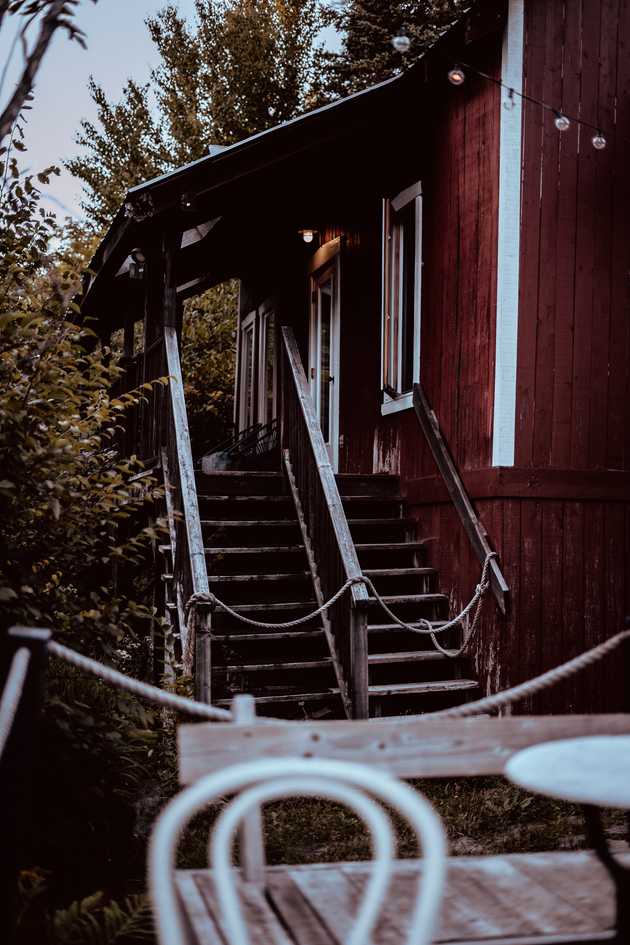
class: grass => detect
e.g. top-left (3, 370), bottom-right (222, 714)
top-left (177, 777), bottom-right (628, 869)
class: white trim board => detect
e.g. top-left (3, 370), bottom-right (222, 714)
top-left (492, 0), bottom-right (524, 467)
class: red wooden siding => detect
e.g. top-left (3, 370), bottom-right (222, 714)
top-left (516, 0), bottom-right (630, 471)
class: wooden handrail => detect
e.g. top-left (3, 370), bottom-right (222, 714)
top-left (164, 325), bottom-right (212, 702)
top-left (281, 326), bottom-right (369, 718)
top-left (412, 383), bottom-right (509, 614)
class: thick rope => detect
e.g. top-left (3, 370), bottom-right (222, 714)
top-left (359, 553), bottom-right (496, 656)
top-left (48, 640), bottom-right (232, 722)
top-left (43, 628), bottom-right (630, 729)
top-left (423, 628), bottom-right (630, 719)
top-left (0, 647), bottom-right (31, 760)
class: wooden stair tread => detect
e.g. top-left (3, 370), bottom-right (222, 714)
top-left (368, 651), bottom-right (448, 664)
top-left (368, 679), bottom-right (478, 696)
top-left (201, 519), bottom-right (298, 527)
top-left (355, 541), bottom-right (431, 551)
top-left (365, 592), bottom-right (447, 605)
top-left (209, 572), bottom-right (310, 583)
top-left (224, 600), bottom-right (317, 612)
top-left (205, 545), bottom-right (305, 554)
top-left (368, 621), bottom-right (447, 631)
top-left (347, 518), bottom-right (413, 525)
top-left (216, 690), bottom-right (339, 707)
top-left (214, 658), bottom-right (332, 673)
top-left (363, 567), bottom-right (436, 577)
top-left (340, 495), bottom-right (403, 502)
top-left (212, 629), bottom-right (324, 642)
top-left (197, 494), bottom-right (292, 502)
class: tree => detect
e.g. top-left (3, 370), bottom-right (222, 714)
top-left (67, 0), bottom-right (325, 227)
top-left (0, 0), bottom-right (97, 144)
top-left (319, 0), bottom-right (467, 98)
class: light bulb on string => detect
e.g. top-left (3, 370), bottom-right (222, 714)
top-left (592, 131), bottom-right (607, 150)
top-left (554, 112), bottom-right (570, 132)
top-left (391, 32), bottom-right (411, 53)
top-left (448, 66), bottom-right (466, 86)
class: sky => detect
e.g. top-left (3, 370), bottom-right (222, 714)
top-left (0, 1), bottom-right (340, 220)
top-left (0, 1), bottom-right (205, 218)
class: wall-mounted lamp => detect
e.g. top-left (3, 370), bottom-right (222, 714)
top-left (180, 192), bottom-right (196, 211)
top-left (129, 248), bottom-right (146, 280)
top-left (299, 228), bottom-right (316, 244)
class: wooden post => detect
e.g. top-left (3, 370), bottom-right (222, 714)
top-left (232, 695), bottom-right (267, 886)
top-left (0, 627), bottom-right (51, 943)
top-left (350, 606), bottom-right (369, 720)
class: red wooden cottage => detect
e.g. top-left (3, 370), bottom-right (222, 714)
top-left (82, 0), bottom-right (630, 718)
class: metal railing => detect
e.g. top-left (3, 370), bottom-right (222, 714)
top-left (280, 326), bottom-right (369, 718)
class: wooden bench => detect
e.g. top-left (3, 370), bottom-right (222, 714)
top-left (165, 708), bottom-right (630, 944)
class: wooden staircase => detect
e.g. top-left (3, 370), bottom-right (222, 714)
top-left (192, 468), bottom-right (479, 718)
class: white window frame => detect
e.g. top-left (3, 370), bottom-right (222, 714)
top-left (257, 305), bottom-right (277, 426)
top-left (238, 310), bottom-right (257, 431)
top-left (381, 180), bottom-right (423, 416)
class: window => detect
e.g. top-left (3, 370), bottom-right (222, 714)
top-left (381, 181), bottom-right (422, 414)
top-left (238, 311), bottom-right (256, 431)
top-left (258, 308), bottom-right (277, 426)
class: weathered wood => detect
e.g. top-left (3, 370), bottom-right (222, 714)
top-left (283, 451), bottom-right (349, 717)
top-left (412, 383), bottom-right (509, 614)
top-left (173, 873), bottom-right (225, 945)
top-left (178, 714), bottom-right (630, 784)
top-left (164, 326), bottom-right (209, 597)
top-left (232, 695), bottom-right (266, 886)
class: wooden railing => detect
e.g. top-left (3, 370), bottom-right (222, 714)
top-left (110, 325), bottom-right (212, 702)
top-left (163, 326), bottom-right (212, 704)
top-left (412, 383), bottom-right (509, 614)
top-left (281, 326), bottom-right (369, 719)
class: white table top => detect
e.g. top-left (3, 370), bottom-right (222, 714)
top-left (505, 736), bottom-right (630, 809)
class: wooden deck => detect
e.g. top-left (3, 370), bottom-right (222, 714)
top-left (176, 850), bottom-right (627, 944)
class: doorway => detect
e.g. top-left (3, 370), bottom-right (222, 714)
top-left (309, 260), bottom-right (340, 470)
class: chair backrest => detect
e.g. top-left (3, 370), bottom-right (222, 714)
top-left (178, 711), bottom-right (630, 785)
top-left (149, 756), bottom-right (448, 945)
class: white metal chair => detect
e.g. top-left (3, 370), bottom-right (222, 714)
top-left (149, 756), bottom-right (448, 945)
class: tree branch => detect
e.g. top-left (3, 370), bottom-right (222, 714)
top-left (0, 0), bottom-right (67, 143)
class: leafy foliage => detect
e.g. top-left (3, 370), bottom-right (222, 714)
top-left (319, 0), bottom-right (467, 97)
top-left (67, 0), bottom-right (326, 228)
top-left (0, 135), bottom-right (172, 941)
top-left (51, 893), bottom-right (154, 945)
top-left (181, 281), bottom-right (238, 452)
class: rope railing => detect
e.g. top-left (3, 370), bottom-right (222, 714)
top-left (45, 623), bottom-right (630, 726)
top-left (0, 647), bottom-right (31, 760)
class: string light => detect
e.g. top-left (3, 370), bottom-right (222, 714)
top-left (554, 112), bottom-right (570, 132)
top-left (448, 66), bottom-right (466, 86)
top-left (446, 58), bottom-right (615, 151)
top-left (392, 32), bottom-right (411, 53)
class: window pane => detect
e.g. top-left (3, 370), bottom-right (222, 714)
top-left (243, 325), bottom-right (255, 428)
top-left (263, 312), bottom-right (275, 424)
top-left (319, 279), bottom-right (332, 442)
top-left (400, 202), bottom-right (416, 392)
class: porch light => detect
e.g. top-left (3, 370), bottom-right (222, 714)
top-left (300, 229), bottom-right (316, 244)
top-left (448, 66), bottom-right (466, 86)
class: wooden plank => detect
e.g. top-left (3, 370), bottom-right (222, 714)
top-left (178, 714), bottom-right (630, 784)
top-left (284, 450), bottom-right (352, 720)
top-left (412, 383), bottom-right (509, 613)
top-left (289, 867), bottom-right (357, 943)
top-left (174, 873), bottom-right (225, 945)
top-left (280, 327), bottom-right (368, 608)
top-left (194, 873), bottom-right (294, 945)
top-left (164, 326), bottom-right (209, 596)
top-left (265, 873), bottom-right (337, 945)
top-left (405, 468), bottom-right (630, 504)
